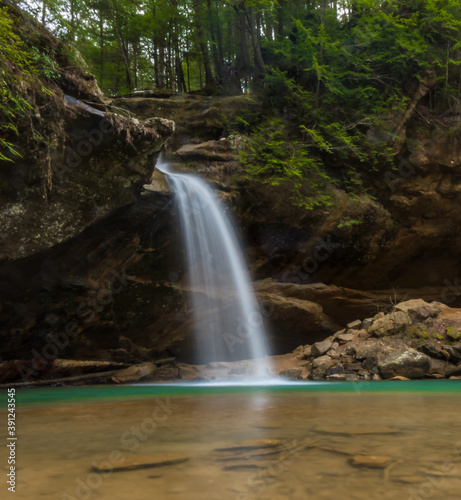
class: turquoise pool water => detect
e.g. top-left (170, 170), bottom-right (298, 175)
top-left (1, 382), bottom-right (461, 500)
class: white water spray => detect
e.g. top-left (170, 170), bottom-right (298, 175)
top-left (157, 159), bottom-right (270, 378)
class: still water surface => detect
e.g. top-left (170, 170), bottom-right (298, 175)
top-left (1, 382), bottom-right (461, 500)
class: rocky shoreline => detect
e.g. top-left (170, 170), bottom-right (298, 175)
top-left (2, 298), bottom-right (461, 387)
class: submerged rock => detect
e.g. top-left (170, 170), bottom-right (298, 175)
top-left (349, 455), bottom-right (394, 469)
top-left (316, 426), bottom-right (399, 436)
top-left (93, 454), bottom-right (189, 472)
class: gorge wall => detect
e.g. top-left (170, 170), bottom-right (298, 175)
top-left (2, 4), bottom-right (461, 376)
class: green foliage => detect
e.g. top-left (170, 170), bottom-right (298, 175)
top-left (30, 46), bottom-right (61, 80)
top-left (0, 6), bottom-right (35, 160)
top-left (0, 2), bottom-right (63, 179)
top-left (240, 119), bottom-right (334, 210)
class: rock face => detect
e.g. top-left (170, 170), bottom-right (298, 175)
top-left (111, 94), bottom-right (262, 148)
top-left (0, 98), bottom-right (174, 261)
top-left (175, 139), bottom-right (236, 162)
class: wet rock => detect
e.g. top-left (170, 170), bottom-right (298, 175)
top-left (378, 349), bottom-right (431, 379)
top-left (389, 376), bottom-right (411, 381)
top-left (311, 339), bottom-right (333, 357)
top-left (279, 368), bottom-right (303, 380)
top-left (326, 373), bottom-right (348, 381)
top-left (93, 454), bottom-right (189, 472)
top-left (177, 364), bottom-right (202, 381)
top-left (349, 455), bottom-right (394, 469)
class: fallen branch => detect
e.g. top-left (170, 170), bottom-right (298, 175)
top-left (0, 358), bottom-right (176, 388)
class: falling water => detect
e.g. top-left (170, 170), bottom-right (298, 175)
top-left (157, 159), bottom-right (270, 378)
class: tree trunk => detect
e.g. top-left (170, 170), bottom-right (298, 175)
top-left (107, 0), bottom-right (134, 91)
top-left (99, 10), bottom-right (104, 86)
top-left (207, 0), bottom-right (224, 82)
top-left (193, 0), bottom-right (214, 88)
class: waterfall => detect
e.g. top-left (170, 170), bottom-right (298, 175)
top-left (157, 159), bottom-right (270, 378)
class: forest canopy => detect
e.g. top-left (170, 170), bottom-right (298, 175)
top-left (14, 0), bottom-right (461, 101)
top-left (3, 0), bottom-right (461, 207)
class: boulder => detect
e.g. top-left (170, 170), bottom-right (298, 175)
top-left (368, 311), bottom-right (411, 337)
top-left (394, 299), bottom-right (447, 320)
top-left (378, 349), bottom-right (431, 379)
top-left (311, 339), bottom-right (333, 357)
top-left (443, 345), bottom-right (461, 364)
top-left (334, 332), bottom-right (357, 344)
top-left (354, 341), bottom-right (382, 361)
top-left (313, 355), bottom-right (333, 369)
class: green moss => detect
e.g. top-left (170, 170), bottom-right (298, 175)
top-left (404, 325), bottom-right (430, 340)
top-left (446, 327), bottom-right (461, 341)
